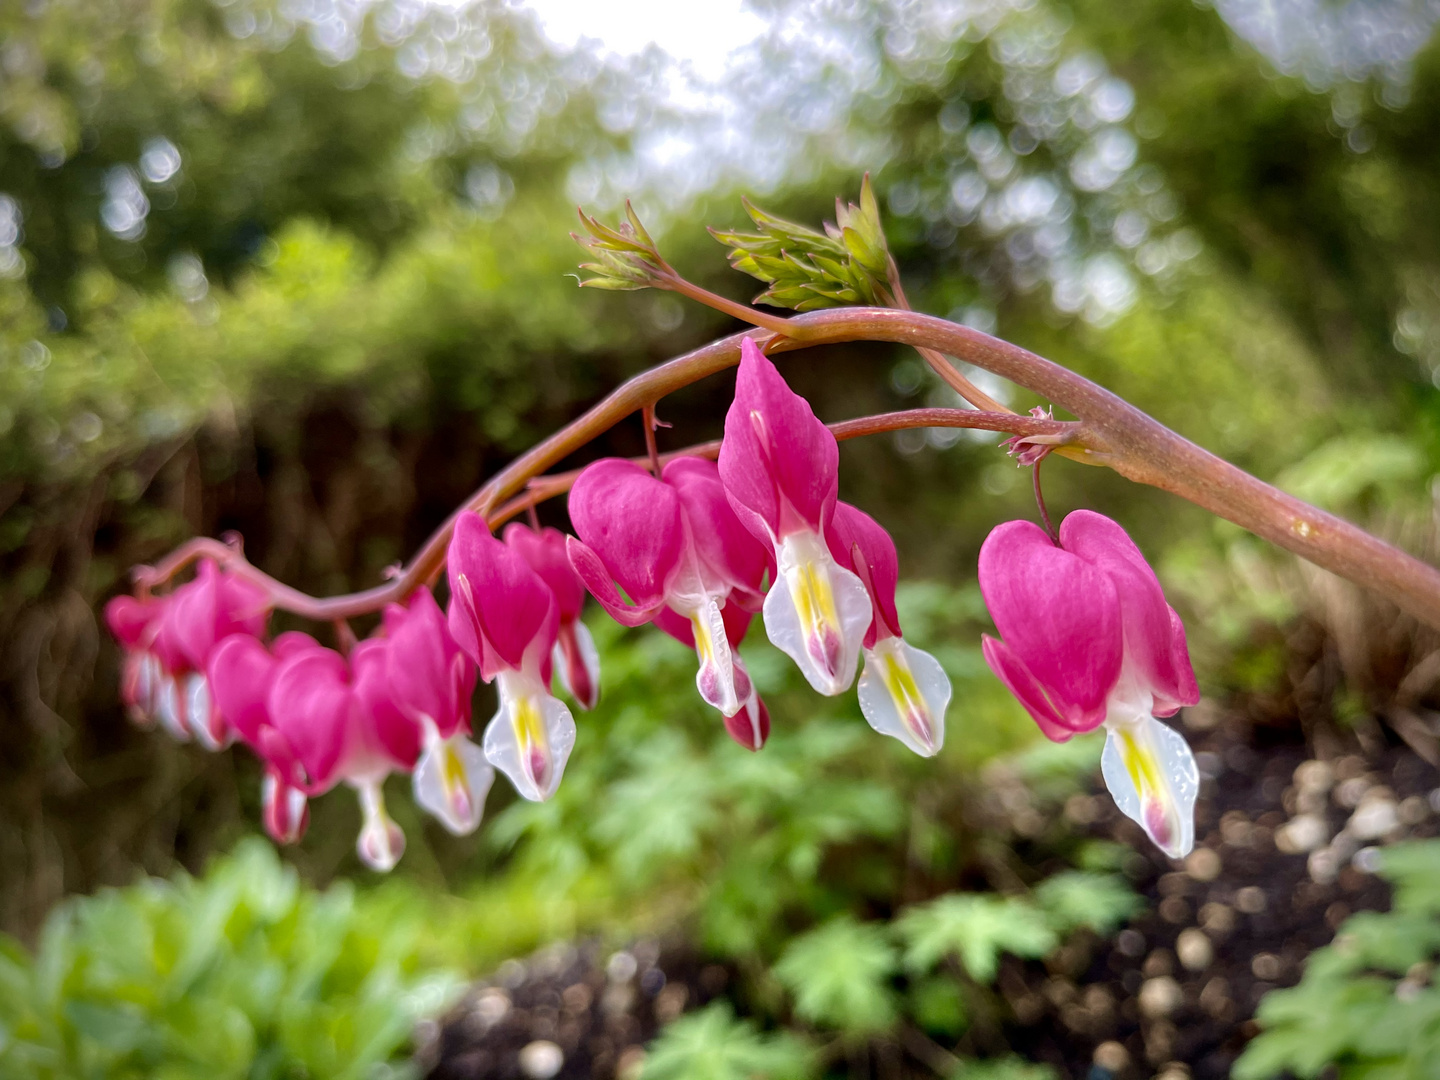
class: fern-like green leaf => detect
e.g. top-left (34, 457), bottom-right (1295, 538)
top-left (898, 895), bottom-right (1057, 983)
top-left (1033, 872), bottom-right (1142, 937)
top-left (641, 1002), bottom-right (813, 1080)
top-left (773, 918), bottom-right (899, 1033)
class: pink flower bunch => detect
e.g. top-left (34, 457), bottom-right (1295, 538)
top-left (104, 560), bottom-right (270, 750)
top-left (198, 585), bottom-right (488, 871)
top-left (447, 514), bottom-right (581, 802)
top-left (978, 511), bottom-right (1201, 857)
top-left (568, 455), bottom-right (772, 749)
top-left (107, 338), bottom-right (1206, 865)
top-left (565, 338), bottom-right (952, 756)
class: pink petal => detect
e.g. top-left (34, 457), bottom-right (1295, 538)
top-left (218, 569), bottom-right (272, 638)
top-left (724, 688), bottom-right (770, 751)
top-left (981, 634), bottom-right (1096, 741)
top-left (566, 537), bottom-right (668, 627)
top-left (267, 647), bottom-right (356, 792)
top-left (166, 561), bottom-right (271, 672)
top-left (166, 561), bottom-right (224, 670)
top-left (382, 587), bottom-right (476, 739)
top-left (978, 519), bottom-right (1122, 723)
top-left (568, 459), bottom-right (683, 610)
top-left (352, 638), bottom-right (422, 768)
top-left (661, 455), bottom-right (769, 594)
top-left (104, 595), bottom-right (160, 649)
top-left (503, 523), bottom-right (588, 621)
top-left (653, 605), bottom-right (694, 647)
top-left (718, 337), bottom-right (838, 540)
top-left (1156, 606), bottom-right (1199, 716)
top-left (1058, 510), bottom-right (1199, 712)
top-left (827, 501), bottom-right (902, 648)
top-left (207, 633), bottom-right (279, 749)
top-left (447, 512), bottom-right (558, 679)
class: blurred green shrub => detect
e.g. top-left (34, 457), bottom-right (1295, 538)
top-left (640, 1003), bottom-right (812, 1080)
top-left (1235, 840), bottom-right (1440, 1080)
top-left (0, 838), bottom-right (461, 1080)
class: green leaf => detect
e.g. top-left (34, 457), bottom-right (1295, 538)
top-left (1379, 841), bottom-right (1440, 914)
top-left (910, 976), bottom-right (967, 1038)
top-left (773, 918), bottom-right (899, 1033)
top-left (898, 895), bottom-right (1057, 983)
top-left (641, 1003), bottom-right (813, 1080)
top-left (1033, 873), bottom-right (1142, 937)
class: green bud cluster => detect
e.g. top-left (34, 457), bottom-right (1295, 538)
top-left (572, 202), bottom-right (667, 291)
top-left (709, 175), bottom-right (894, 311)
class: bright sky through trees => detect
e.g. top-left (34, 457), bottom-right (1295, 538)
top-left (509, 0), bottom-right (768, 79)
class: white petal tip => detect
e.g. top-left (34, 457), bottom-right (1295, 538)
top-left (414, 734), bottom-right (495, 835)
top-left (857, 639), bottom-right (949, 758)
top-left (1101, 715), bottom-right (1199, 859)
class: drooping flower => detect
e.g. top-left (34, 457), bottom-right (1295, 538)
top-left (374, 587), bottom-right (492, 835)
top-left (160, 561), bottom-right (271, 749)
top-left (209, 630), bottom-right (418, 869)
top-left (504, 523), bottom-right (601, 710)
top-left (718, 338), bottom-right (872, 695)
top-left (828, 501), bottom-right (950, 757)
top-left (978, 510), bottom-right (1201, 857)
top-left (104, 594), bottom-right (165, 730)
top-left (269, 640), bottom-right (420, 870)
top-left (447, 511), bottom-right (575, 801)
top-left (568, 455), bottom-right (771, 731)
top-left (105, 561), bottom-right (270, 748)
top-left (208, 631), bottom-right (324, 845)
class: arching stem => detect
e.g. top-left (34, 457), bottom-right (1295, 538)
top-left (130, 308), bottom-right (1440, 631)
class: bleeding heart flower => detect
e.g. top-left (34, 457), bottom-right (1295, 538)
top-left (718, 338), bottom-right (871, 695)
top-left (374, 587), bottom-right (492, 835)
top-left (448, 512), bottom-right (575, 801)
top-left (208, 630), bottom-right (327, 845)
top-left (504, 523), bottom-right (601, 711)
top-left (568, 455), bottom-right (769, 729)
top-left (107, 562), bottom-right (271, 749)
top-left (209, 630), bottom-right (416, 869)
top-left (267, 640), bottom-right (420, 870)
top-left (828, 501), bottom-right (951, 757)
top-left (104, 594), bottom-right (165, 730)
top-left (978, 510), bottom-right (1201, 858)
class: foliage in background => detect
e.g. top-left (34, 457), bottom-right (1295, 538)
top-left (0, 838), bottom-right (460, 1080)
top-left (1235, 839), bottom-right (1440, 1080)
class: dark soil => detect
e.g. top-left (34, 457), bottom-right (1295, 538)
top-left (419, 939), bottom-right (732, 1080)
top-left (421, 708), bottom-right (1440, 1080)
top-left (1003, 708), bottom-right (1440, 1080)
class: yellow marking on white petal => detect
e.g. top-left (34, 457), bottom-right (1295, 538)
top-left (513, 692), bottom-right (548, 757)
top-left (691, 612), bottom-right (714, 663)
top-left (878, 648), bottom-right (934, 750)
top-left (789, 557), bottom-right (841, 652)
top-left (1120, 728), bottom-right (1163, 800)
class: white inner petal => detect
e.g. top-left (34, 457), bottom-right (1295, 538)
top-left (413, 730), bottom-right (495, 835)
top-left (857, 637), bottom-right (950, 757)
top-left (762, 530), bottom-right (871, 695)
top-left (485, 670), bottom-right (577, 801)
top-left (1101, 711), bottom-right (1199, 859)
top-left (353, 777), bottom-right (406, 872)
